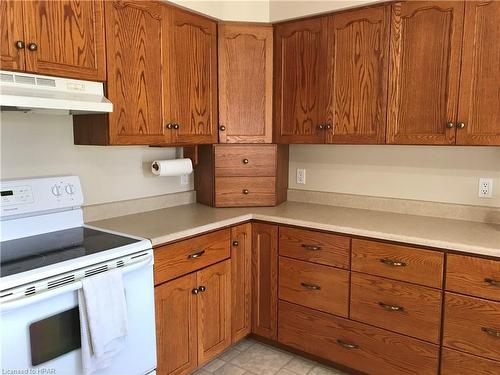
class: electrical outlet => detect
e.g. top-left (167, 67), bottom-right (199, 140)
top-left (296, 168), bottom-right (306, 184)
top-left (478, 178), bottom-right (493, 198)
top-left (180, 175), bottom-right (189, 186)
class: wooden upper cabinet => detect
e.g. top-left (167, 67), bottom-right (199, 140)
top-left (456, 1), bottom-right (500, 145)
top-left (325, 6), bottom-right (390, 144)
top-left (274, 17), bottom-right (328, 144)
top-left (104, 1), bottom-right (169, 145)
top-left (22, 0), bottom-right (106, 81)
top-left (0, 0), bottom-right (25, 71)
top-left (387, 1), bottom-right (465, 145)
top-left (218, 24), bottom-right (273, 143)
top-left (167, 8), bottom-right (217, 144)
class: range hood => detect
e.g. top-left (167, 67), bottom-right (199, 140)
top-left (0, 70), bottom-right (112, 115)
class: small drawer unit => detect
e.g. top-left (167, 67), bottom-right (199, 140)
top-left (441, 348), bottom-right (500, 375)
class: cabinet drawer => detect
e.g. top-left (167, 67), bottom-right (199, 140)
top-left (443, 292), bottom-right (500, 361)
top-left (441, 348), bottom-right (500, 375)
top-left (154, 229), bottom-right (230, 285)
top-left (278, 301), bottom-right (439, 375)
top-left (214, 145), bottom-right (276, 177)
top-left (279, 227), bottom-right (350, 269)
top-left (446, 254), bottom-right (500, 301)
top-left (351, 273), bottom-right (442, 343)
top-left (215, 177), bottom-right (276, 207)
top-left (351, 239), bottom-right (444, 288)
top-left (279, 257), bottom-right (349, 317)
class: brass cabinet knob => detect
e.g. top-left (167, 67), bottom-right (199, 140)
top-left (242, 189), bottom-right (249, 195)
top-left (242, 158), bottom-right (249, 164)
top-left (456, 122), bottom-right (466, 129)
top-left (318, 124), bottom-right (324, 130)
top-left (15, 40), bottom-right (25, 49)
top-left (173, 123), bottom-right (180, 129)
top-left (192, 288), bottom-right (199, 295)
top-left (165, 123), bottom-right (173, 129)
top-left (198, 286), bottom-right (206, 292)
top-left (324, 124), bottom-right (332, 130)
top-left (28, 42), bottom-right (38, 51)
top-left (446, 122), bottom-right (455, 129)
top-left (232, 240), bottom-right (239, 247)
top-left (219, 125), bottom-right (226, 131)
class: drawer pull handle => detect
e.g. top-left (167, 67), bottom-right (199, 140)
top-left (379, 302), bottom-right (404, 312)
top-left (188, 250), bottom-right (205, 259)
top-left (485, 278), bottom-right (500, 287)
top-left (336, 339), bottom-right (359, 350)
top-left (482, 327), bottom-right (500, 338)
top-left (302, 244), bottom-right (322, 251)
top-left (380, 258), bottom-right (407, 267)
top-left (301, 282), bottom-right (321, 291)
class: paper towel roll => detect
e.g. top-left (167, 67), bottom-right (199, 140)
top-left (151, 158), bottom-right (193, 176)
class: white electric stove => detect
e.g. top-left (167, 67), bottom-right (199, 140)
top-left (0, 176), bottom-right (157, 375)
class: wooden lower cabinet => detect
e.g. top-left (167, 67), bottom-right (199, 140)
top-left (441, 348), bottom-right (500, 375)
top-left (278, 301), bottom-right (440, 375)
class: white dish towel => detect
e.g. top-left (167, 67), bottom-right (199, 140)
top-left (78, 268), bottom-right (128, 375)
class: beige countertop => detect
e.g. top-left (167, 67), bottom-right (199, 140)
top-left (89, 201), bottom-right (500, 258)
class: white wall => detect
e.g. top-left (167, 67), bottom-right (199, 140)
top-left (289, 145), bottom-right (500, 208)
top-left (0, 113), bottom-right (193, 206)
top-left (167, 0), bottom-right (270, 22)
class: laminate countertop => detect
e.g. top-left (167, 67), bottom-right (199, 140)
top-left (89, 201), bottom-right (500, 258)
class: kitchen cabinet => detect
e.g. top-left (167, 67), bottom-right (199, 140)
top-left (231, 223), bottom-right (252, 342)
top-left (387, 1), bottom-right (465, 145)
top-left (456, 1), bottom-right (500, 145)
top-left (251, 223), bottom-right (278, 339)
top-left (218, 24), bottom-right (273, 143)
top-left (0, 0), bottom-right (106, 80)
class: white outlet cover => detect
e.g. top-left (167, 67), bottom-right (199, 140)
top-left (296, 168), bottom-right (306, 184)
top-left (478, 178), bottom-right (493, 198)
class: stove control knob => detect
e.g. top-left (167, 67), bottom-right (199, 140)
top-left (51, 185), bottom-right (62, 197)
top-left (65, 184), bottom-right (75, 195)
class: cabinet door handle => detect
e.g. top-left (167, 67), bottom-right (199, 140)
top-left (28, 42), bottom-right (38, 51)
top-left (242, 158), bottom-right (249, 164)
top-left (317, 124), bottom-right (324, 130)
top-left (481, 327), bottom-right (500, 338)
top-left (165, 123), bottom-right (173, 129)
top-left (379, 302), bottom-right (404, 312)
top-left (173, 123), bottom-right (180, 130)
top-left (336, 339), bottom-right (359, 349)
top-left (446, 122), bottom-right (455, 129)
top-left (219, 125), bottom-right (226, 131)
top-left (324, 124), bottom-right (332, 130)
top-left (188, 250), bottom-right (205, 259)
top-left (232, 240), bottom-right (239, 247)
top-left (192, 288), bottom-right (199, 295)
top-left (456, 122), bottom-right (466, 129)
top-left (301, 244), bottom-right (321, 251)
top-left (380, 258), bottom-right (407, 267)
top-left (485, 278), bottom-right (500, 287)
top-left (15, 40), bottom-right (25, 49)
top-left (198, 286), bottom-right (206, 292)
top-left (242, 189), bottom-right (249, 195)
top-left (301, 282), bottom-right (321, 291)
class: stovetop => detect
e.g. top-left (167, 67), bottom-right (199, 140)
top-left (0, 227), bottom-right (140, 277)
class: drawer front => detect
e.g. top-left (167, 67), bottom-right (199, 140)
top-left (215, 145), bottom-right (276, 177)
top-left (278, 301), bottom-right (439, 375)
top-left (443, 292), bottom-right (500, 361)
top-left (351, 239), bottom-right (444, 288)
top-left (215, 177), bottom-right (276, 207)
top-left (279, 226), bottom-right (350, 269)
top-left (279, 257), bottom-right (349, 317)
top-left (350, 273), bottom-right (442, 343)
top-left (441, 348), bottom-right (500, 375)
top-left (154, 229), bottom-right (230, 285)
top-left (446, 254), bottom-right (500, 301)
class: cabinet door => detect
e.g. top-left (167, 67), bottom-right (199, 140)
top-left (387, 1), bottom-right (465, 145)
top-left (168, 8), bottom-right (217, 144)
top-left (197, 260), bottom-right (231, 365)
top-left (325, 6), bottom-right (390, 144)
top-left (231, 223), bottom-right (252, 342)
top-left (22, 0), bottom-right (106, 80)
top-left (155, 273), bottom-right (198, 375)
top-left (218, 24), bottom-right (273, 143)
top-left (456, 1), bottom-right (500, 145)
top-left (274, 17), bottom-right (328, 144)
top-left (251, 223), bottom-right (278, 339)
top-left (0, 0), bottom-right (25, 71)
top-left (105, 1), bottom-right (170, 145)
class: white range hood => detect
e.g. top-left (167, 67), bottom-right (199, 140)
top-left (0, 70), bottom-right (112, 115)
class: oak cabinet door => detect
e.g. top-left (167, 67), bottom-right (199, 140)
top-left (456, 1), bottom-right (500, 145)
top-left (168, 8), bottom-right (218, 144)
top-left (251, 223), bottom-right (278, 339)
top-left (325, 6), bottom-right (390, 144)
top-left (0, 0), bottom-right (25, 71)
top-left (155, 273), bottom-right (198, 375)
top-left (104, 1), bottom-right (170, 145)
top-left (197, 260), bottom-right (232, 365)
top-left (274, 17), bottom-right (328, 144)
top-left (22, 0), bottom-right (106, 81)
top-left (231, 223), bottom-right (252, 342)
top-left (218, 24), bottom-right (273, 144)
top-left (387, 1), bottom-right (465, 145)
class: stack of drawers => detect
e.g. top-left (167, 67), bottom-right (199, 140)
top-left (441, 254), bottom-right (500, 374)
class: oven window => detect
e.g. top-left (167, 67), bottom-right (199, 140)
top-left (29, 307), bottom-right (81, 366)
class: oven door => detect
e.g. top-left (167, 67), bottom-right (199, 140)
top-left (0, 253), bottom-right (156, 375)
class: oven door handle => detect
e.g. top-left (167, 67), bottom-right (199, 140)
top-left (0, 255), bottom-right (153, 313)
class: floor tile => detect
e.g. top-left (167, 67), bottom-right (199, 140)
top-left (283, 356), bottom-right (316, 374)
top-left (202, 358), bottom-right (226, 373)
top-left (219, 347), bottom-right (242, 362)
top-left (308, 365), bottom-right (346, 375)
top-left (230, 343), bottom-right (293, 375)
top-left (232, 338), bottom-right (256, 352)
top-left (213, 363), bottom-right (247, 375)
top-left (277, 369), bottom-right (299, 375)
